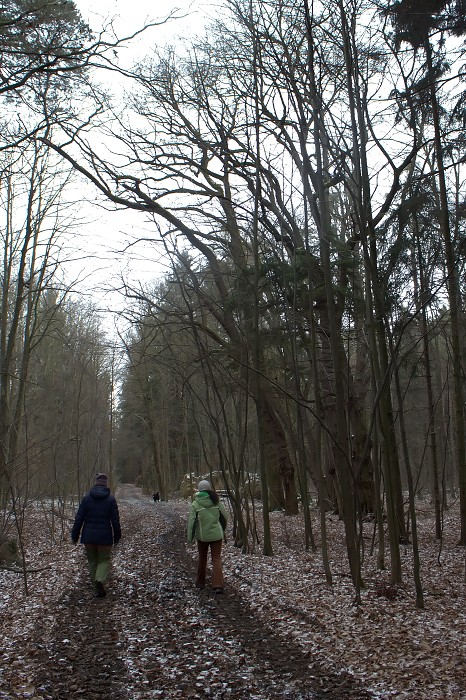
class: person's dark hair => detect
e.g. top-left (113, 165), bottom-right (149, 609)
top-left (206, 489), bottom-right (219, 505)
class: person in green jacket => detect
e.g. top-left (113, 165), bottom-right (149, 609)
top-left (187, 480), bottom-right (228, 594)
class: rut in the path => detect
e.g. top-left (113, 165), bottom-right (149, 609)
top-left (30, 567), bottom-right (130, 699)
top-left (30, 487), bottom-right (373, 699)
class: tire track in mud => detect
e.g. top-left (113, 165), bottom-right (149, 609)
top-left (31, 564), bottom-right (129, 699)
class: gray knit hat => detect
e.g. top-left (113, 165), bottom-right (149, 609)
top-left (95, 473), bottom-right (108, 486)
top-left (197, 479), bottom-right (211, 491)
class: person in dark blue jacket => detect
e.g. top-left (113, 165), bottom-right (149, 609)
top-left (71, 473), bottom-right (121, 598)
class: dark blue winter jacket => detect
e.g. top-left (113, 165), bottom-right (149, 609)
top-left (71, 485), bottom-right (121, 546)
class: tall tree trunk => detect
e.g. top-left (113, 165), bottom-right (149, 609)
top-left (425, 42), bottom-right (466, 544)
top-left (412, 225), bottom-right (442, 538)
top-left (251, 4), bottom-right (272, 553)
top-left (392, 355), bottom-right (424, 608)
top-left (303, 0), bottom-right (361, 592)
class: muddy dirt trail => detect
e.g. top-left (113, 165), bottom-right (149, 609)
top-left (27, 485), bottom-right (373, 699)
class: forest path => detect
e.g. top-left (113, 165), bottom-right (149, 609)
top-left (29, 484), bottom-right (373, 699)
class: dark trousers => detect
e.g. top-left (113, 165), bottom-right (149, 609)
top-left (196, 539), bottom-right (224, 589)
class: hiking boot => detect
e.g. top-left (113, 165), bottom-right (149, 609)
top-left (213, 587), bottom-right (224, 594)
top-left (96, 581), bottom-right (106, 598)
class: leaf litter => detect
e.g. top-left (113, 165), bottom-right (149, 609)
top-left (0, 484), bottom-right (464, 699)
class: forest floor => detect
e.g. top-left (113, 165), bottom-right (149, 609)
top-left (0, 484), bottom-right (465, 699)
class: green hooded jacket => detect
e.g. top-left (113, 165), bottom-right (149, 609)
top-left (187, 491), bottom-right (228, 543)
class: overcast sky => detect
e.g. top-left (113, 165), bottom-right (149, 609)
top-left (76, 0), bottom-right (206, 58)
top-left (63, 1), bottom-right (210, 333)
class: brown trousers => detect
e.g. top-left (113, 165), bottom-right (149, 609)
top-left (196, 539), bottom-right (224, 589)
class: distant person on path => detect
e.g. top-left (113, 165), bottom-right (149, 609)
top-left (187, 480), bottom-right (228, 594)
top-left (152, 492), bottom-right (160, 503)
top-left (71, 473), bottom-right (121, 598)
